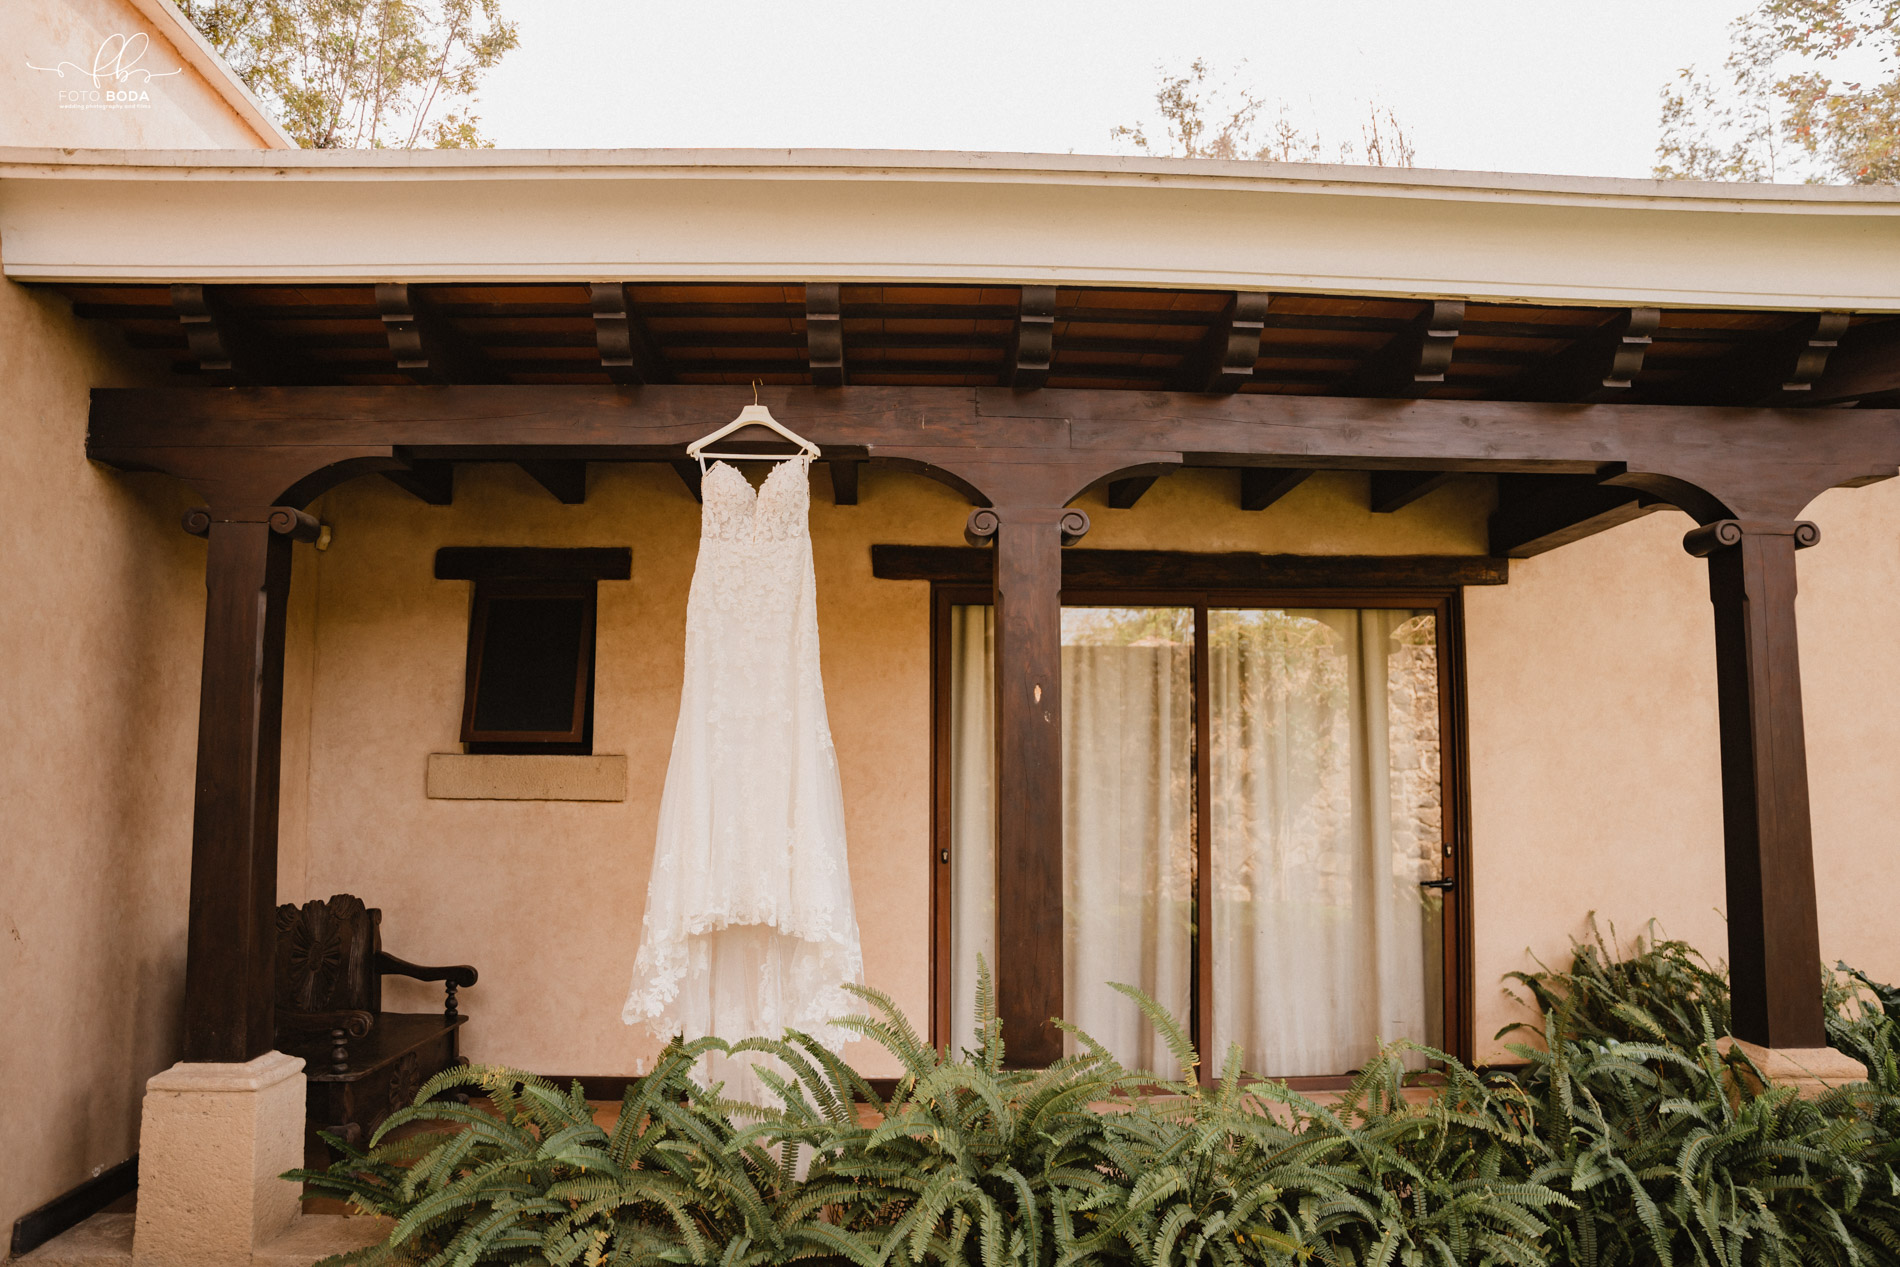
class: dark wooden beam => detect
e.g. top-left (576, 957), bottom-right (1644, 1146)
top-left (178, 506), bottom-right (317, 1061)
top-left (85, 386), bottom-right (1900, 530)
top-left (1807, 317), bottom-right (1900, 405)
top-left (805, 283), bottom-right (845, 387)
top-left (1239, 467), bottom-right (1310, 511)
top-left (1514, 307), bottom-right (1660, 402)
top-left (671, 459), bottom-right (704, 503)
top-left (1488, 473), bottom-right (1668, 557)
top-left (589, 282), bottom-right (666, 384)
top-left (1369, 469), bottom-right (1456, 513)
top-left (374, 283), bottom-right (490, 384)
top-left (871, 545), bottom-right (1509, 588)
top-left (382, 458), bottom-right (454, 506)
top-left (829, 457), bottom-right (861, 506)
top-left (1007, 286), bottom-right (1057, 391)
top-left (516, 459), bottom-right (588, 504)
top-left (1685, 518), bottom-right (1827, 1048)
top-left (1106, 475), bottom-right (1157, 508)
top-left (1176, 291), bottom-right (1271, 393)
top-left (1342, 300), bottom-right (1465, 396)
top-left (435, 546), bottom-right (631, 581)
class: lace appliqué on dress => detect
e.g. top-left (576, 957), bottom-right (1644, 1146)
top-left (623, 460), bottom-right (865, 1054)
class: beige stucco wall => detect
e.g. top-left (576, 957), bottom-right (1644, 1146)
top-left (290, 467), bottom-right (1490, 1078)
top-left (0, 270), bottom-right (211, 1232)
top-left (290, 460), bottom-right (1900, 1080)
top-left (1, 0), bottom-right (280, 150)
top-left (1465, 482), bottom-right (1900, 1061)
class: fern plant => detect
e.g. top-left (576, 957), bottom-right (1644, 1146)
top-left (290, 935), bottom-right (1900, 1267)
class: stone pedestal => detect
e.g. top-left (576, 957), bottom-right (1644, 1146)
top-left (1717, 1037), bottom-right (1868, 1099)
top-left (133, 1052), bottom-right (306, 1267)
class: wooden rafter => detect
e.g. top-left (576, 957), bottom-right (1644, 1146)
top-left (1369, 470), bottom-right (1456, 513)
top-left (589, 282), bottom-right (666, 385)
top-left (1238, 467), bottom-right (1310, 512)
top-left (1341, 300), bottom-right (1466, 396)
top-left (374, 283), bottom-right (489, 385)
top-left (1807, 317), bottom-right (1900, 405)
top-left (1513, 307), bottom-right (1660, 402)
top-left (1176, 291), bottom-right (1271, 393)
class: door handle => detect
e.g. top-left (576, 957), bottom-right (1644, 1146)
top-left (1417, 878), bottom-right (1455, 891)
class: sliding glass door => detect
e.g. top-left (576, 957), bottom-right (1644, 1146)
top-left (940, 592), bottom-right (1455, 1079)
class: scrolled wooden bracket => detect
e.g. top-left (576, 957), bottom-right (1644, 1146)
top-left (1780, 313), bottom-right (1852, 394)
top-left (805, 283), bottom-right (845, 387)
top-left (1603, 307), bottom-right (1662, 389)
top-left (964, 508), bottom-right (1001, 545)
top-left (1058, 508), bottom-right (1091, 545)
top-left (1008, 286), bottom-right (1057, 390)
top-left (1414, 300), bottom-right (1466, 383)
top-left (589, 282), bottom-right (665, 385)
top-left (1683, 518), bottom-right (1820, 558)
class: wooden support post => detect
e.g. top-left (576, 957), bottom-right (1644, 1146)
top-left (179, 506), bottom-right (317, 1062)
top-left (966, 503), bottom-right (1088, 1066)
top-left (1684, 517), bottom-right (1827, 1049)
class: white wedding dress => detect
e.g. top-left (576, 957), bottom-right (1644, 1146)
top-left (624, 458), bottom-right (864, 1080)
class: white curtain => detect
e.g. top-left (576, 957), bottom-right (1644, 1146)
top-left (948, 607), bottom-right (1194, 1075)
top-left (1209, 608), bottom-right (1443, 1077)
top-left (949, 604), bottom-right (1442, 1079)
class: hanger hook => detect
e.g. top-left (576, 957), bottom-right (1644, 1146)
top-left (751, 378), bottom-right (761, 405)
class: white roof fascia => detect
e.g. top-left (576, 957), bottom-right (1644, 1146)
top-left (2, 148), bottom-right (1896, 311)
top-left (124, 0), bottom-right (298, 150)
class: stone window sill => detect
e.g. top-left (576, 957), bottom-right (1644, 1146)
top-left (425, 753), bottom-right (627, 801)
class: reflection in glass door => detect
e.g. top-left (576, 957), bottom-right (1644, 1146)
top-left (944, 598), bottom-right (1448, 1079)
top-left (1208, 608), bottom-right (1444, 1076)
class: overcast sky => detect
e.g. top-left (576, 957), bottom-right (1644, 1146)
top-left (474, 0), bottom-right (1750, 179)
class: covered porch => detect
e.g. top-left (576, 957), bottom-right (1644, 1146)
top-left (9, 148), bottom-right (1900, 1262)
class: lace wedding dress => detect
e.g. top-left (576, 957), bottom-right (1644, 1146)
top-left (624, 458), bottom-right (864, 1075)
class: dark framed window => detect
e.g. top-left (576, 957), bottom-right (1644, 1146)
top-left (461, 579), bottom-right (596, 752)
top-left (435, 547), bottom-right (631, 756)
top-left (929, 581), bottom-right (1474, 1086)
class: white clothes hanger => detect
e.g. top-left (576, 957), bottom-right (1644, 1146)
top-left (687, 383), bottom-right (821, 469)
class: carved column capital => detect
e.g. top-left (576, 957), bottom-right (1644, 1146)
top-left (1683, 518), bottom-right (1820, 558)
top-left (963, 505), bottom-right (1090, 547)
top-left (182, 506), bottom-right (322, 542)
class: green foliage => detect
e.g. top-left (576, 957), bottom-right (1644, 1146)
top-left (294, 943), bottom-right (1900, 1267)
top-left (178, 0), bottom-right (519, 148)
top-left (1656, 1), bottom-right (1900, 184)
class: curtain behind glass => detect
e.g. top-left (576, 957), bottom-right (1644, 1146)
top-left (1208, 609), bottom-right (1443, 1077)
top-left (948, 606), bottom-right (1194, 1075)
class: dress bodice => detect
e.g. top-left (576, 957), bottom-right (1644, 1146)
top-left (699, 459), bottom-right (810, 545)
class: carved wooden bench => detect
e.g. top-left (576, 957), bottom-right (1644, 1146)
top-left (274, 894), bottom-right (478, 1162)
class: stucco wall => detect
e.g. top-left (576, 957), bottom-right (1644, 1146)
top-left (2, 0), bottom-right (277, 150)
top-left (288, 459), bottom-right (1899, 1081)
top-left (0, 273), bottom-right (208, 1233)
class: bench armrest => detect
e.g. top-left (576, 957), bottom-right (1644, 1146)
top-left (277, 1009), bottom-right (375, 1074)
top-left (375, 952), bottom-right (477, 988)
